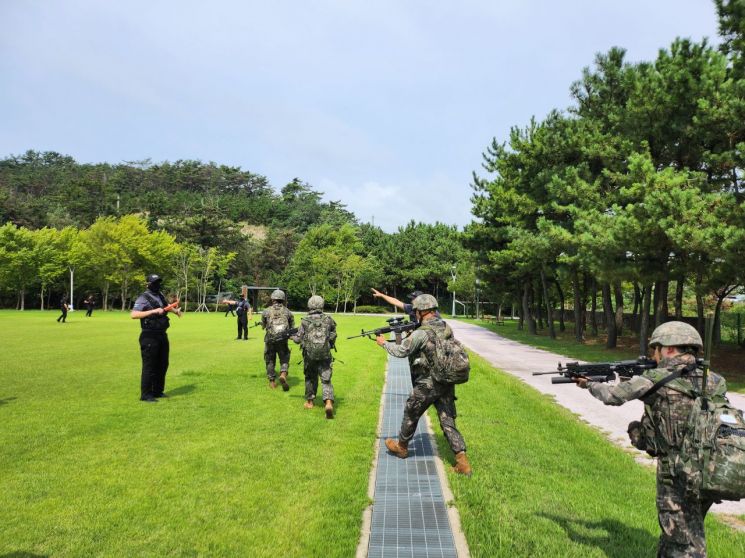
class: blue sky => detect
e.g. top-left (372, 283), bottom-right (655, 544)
top-left (0, 1), bottom-right (720, 231)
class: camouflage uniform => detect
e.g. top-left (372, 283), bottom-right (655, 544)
top-left (588, 353), bottom-right (728, 558)
top-left (381, 317), bottom-right (466, 454)
top-left (293, 310), bottom-right (337, 402)
top-left (261, 302), bottom-right (294, 382)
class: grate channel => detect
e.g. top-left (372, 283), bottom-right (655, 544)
top-left (367, 355), bottom-right (457, 558)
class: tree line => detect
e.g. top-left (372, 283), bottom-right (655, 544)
top-left (467, 1), bottom-right (745, 351)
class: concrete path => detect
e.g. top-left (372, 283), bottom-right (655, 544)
top-left (446, 319), bottom-right (745, 516)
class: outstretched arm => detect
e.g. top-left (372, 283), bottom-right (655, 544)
top-left (371, 288), bottom-right (405, 310)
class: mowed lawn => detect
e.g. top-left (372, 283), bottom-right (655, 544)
top-left (3, 311), bottom-right (744, 557)
top-left (432, 350), bottom-right (745, 557)
top-left (0, 310), bottom-right (388, 557)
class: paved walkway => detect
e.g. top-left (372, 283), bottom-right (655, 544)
top-left (367, 355), bottom-right (461, 558)
top-left (446, 319), bottom-right (745, 516)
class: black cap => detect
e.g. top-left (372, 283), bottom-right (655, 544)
top-left (146, 274), bottom-right (162, 285)
top-left (407, 290), bottom-right (423, 301)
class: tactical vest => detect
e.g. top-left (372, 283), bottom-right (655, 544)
top-left (140, 291), bottom-right (170, 332)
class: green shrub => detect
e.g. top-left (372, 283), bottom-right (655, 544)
top-left (354, 305), bottom-right (389, 314)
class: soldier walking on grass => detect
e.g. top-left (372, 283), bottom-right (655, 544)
top-left (261, 289), bottom-right (294, 391)
top-left (130, 274), bottom-right (182, 403)
top-left (375, 294), bottom-right (472, 476)
top-left (575, 321), bottom-right (731, 557)
top-left (291, 295), bottom-right (337, 418)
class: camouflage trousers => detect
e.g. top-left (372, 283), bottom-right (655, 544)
top-left (303, 357), bottom-right (334, 402)
top-left (399, 380), bottom-right (466, 454)
top-left (264, 340), bottom-right (290, 380)
top-left (656, 464), bottom-right (714, 558)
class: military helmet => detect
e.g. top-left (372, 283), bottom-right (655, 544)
top-left (307, 295), bottom-right (324, 311)
top-left (270, 289), bottom-right (286, 301)
top-left (146, 273), bottom-right (162, 287)
top-left (412, 294), bottom-right (438, 311)
top-left (649, 321), bottom-right (703, 351)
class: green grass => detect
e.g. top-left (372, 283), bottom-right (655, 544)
top-left (430, 351), bottom-right (745, 557)
top-left (461, 318), bottom-right (745, 393)
top-left (0, 310), bottom-right (387, 557)
top-left (2, 310), bottom-right (743, 557)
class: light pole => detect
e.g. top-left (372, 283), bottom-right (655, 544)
top-left (475, 278), bottom-right (481, 320)
top-left (450, 265), bottom-right (457, 317)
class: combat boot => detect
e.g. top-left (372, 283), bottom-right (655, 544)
top-left (269, 380), bottom-right (277, 389)
top-left (279, 371), bottom-right (289, 391)
top-left (324, 399), bottom-right (334, 419)
top-left (452, 452), bottom-right (472, 476)
top-left (385, 438), bottom-right (408, 459)
top-left (304, 400), bottom-right (314, 409)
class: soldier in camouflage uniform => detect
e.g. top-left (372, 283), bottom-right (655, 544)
top-left (291, 295), bottom-right (337, 418)
top-left (261, 289), bottom-right (294, 391)
top-left (375, 294), bottom-right (472, 476)
top-left (576, 321), bottom-right (731, 558)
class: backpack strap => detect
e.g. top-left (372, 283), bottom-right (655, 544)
top-left (640, 363), bottom-right (698, 400)
top-left (142, 291), bottom-right (165, 309)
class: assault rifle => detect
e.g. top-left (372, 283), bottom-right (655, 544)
top-left (532, 356), bottom-right (657, 384)
top-left (347, 316), bottom-right (419, 345)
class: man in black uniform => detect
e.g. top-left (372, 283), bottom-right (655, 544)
top-left (223, 295), bottom-right (253, 339)
top-left (84, 295), bottom-right (95, 317)
top-left (57, 296), bottom-right (69, 323)
top-left (130, 274), bottom-right (182, 402)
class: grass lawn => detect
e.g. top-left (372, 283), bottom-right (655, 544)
top-left (431, 351), bottom-right (745, 557)
top-left (460, 317), bottom-right (745, 393)
top-left (3, 310), bottom-right (743, 557)
top-left (0, 310), bottom-right (387, 557)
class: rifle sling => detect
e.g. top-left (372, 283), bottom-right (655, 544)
top-left (640, 363), bottom-right (697, 399)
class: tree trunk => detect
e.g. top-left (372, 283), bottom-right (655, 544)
top-left (602, 283), bottom-right (617, 348)
top-left (632, 282), bottom-right (641, 332)
top-left (535, 280), bottom-right (544, 330)
top-left (674, 276), bottom-right (684, 319)
top-left (572, 270), bottom-right (584, 342)
top-left (639, 283), bottom-right (653, 355)
top-left (553, 279), bottom-right (566, 332)
top-left (541, 269), bottom-right (556, 339)
top-left (613, 282), bottom-right (624, 336)
top-left (523, 281), bottom-right (536, 334)
top-left (660, 280), bottom-right (669, 323)
top-left (40, 285), bottom-right (45, 311)
top-left (590, 279), bottom-right (598, 336)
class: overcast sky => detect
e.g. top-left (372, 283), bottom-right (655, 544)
top-left (0, 1), bottom-right (721, 231)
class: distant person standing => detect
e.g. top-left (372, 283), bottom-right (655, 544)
top-left (223, 295), bottom-right (253, 340)
top-left (261, 289), bottom-right (294, 390)
top-left (84, 295), bottom-right (95, 317)
top-left (56, 296), bottom-right (68, 323)
top-left (130, 274), bottom-right (182, 403)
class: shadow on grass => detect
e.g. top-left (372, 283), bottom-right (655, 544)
top-left (167, 384), bottom-right (197, 397)
top-left (0, 397), bottom-right (18, 407)
top-left (537, 512), bottom-right (657, 558)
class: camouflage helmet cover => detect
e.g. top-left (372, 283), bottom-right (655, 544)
top-left (649, 321), bottom-right (703, 350)
top-left (270, 289), bottom-right (286, 301)
top-left (412, 294), bottom-right (438, 311)
top-left (307, 295), bottom-right (324, 310)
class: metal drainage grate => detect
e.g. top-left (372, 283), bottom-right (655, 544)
top-left (368, 355), bottom-right (457, 558)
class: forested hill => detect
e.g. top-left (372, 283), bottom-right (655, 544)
top-left (0, 150), bottom-right (357, 244)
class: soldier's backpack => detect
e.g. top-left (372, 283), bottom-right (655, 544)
top-left (301, 315), bottom-right (332, 361)
top-left (675, 397), bottom-right (745, 501)
top-left (422, 324), bottom-right (470, 385)
top-left (266, 305), bottom-right (290, 342)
